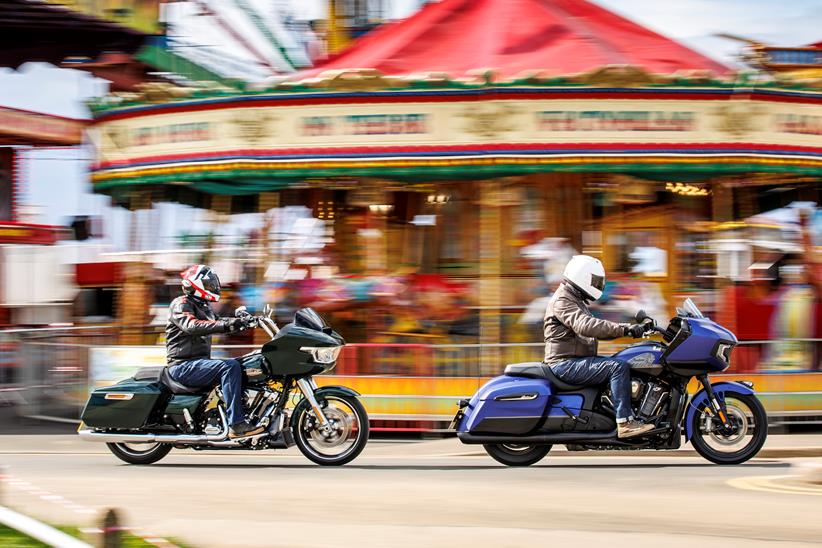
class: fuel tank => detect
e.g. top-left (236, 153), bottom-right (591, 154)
top-left (611, 342), bottom-right (665, 376)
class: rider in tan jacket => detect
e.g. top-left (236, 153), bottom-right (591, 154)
top-left (544, 256), bottom-right (655, 439)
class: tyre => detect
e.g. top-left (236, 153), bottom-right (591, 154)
top-left (483, 443), bottom-right (552, 467)
top-left (292, 394), bottom-right (369, 466)
top-left (690, 391), bottom-right (768, 465)
top-left (106, 442), bottom-right (172, 465)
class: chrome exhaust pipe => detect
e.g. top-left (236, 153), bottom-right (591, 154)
top-left (79, 407), bottom-right (231, 445)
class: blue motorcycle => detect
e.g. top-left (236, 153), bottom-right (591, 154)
top-left (452, 299), bottom-right (767, 466)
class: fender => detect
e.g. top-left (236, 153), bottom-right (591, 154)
top-left (312, 385), bottom-right (361, 399)
top-left (684, 381), bottom-right (755, 441)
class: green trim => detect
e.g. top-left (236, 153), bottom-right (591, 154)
top-left (93, 161), bottom-right (822, 194)
top-left (135, 45), bottom-right (242, 89)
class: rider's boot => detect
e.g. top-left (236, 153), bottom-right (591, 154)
top-left (617, 419), bottom-right (655, 439)
top-left (229, 421), bottom-right (265, 439)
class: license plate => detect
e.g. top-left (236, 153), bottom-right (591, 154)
top-left (448, 409), bottom-right (464, 431)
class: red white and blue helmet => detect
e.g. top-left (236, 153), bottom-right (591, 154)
top-left (181, 265), bottom-right (221, 302)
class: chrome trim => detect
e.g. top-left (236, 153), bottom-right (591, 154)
top-left (79, 406), bottom-right (230, 445)
top-left (494, 393), bottom-right (538, 401)
top-left (297, 377), bottom-right (331, 428)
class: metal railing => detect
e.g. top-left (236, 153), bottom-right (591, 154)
top-left (2, 326), bottom-right (821, 426)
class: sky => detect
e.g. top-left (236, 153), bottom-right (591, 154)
top-left (1, 0), bottom-right (820, 247)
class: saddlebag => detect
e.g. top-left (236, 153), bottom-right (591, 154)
top-left (461, 376), bottom-right (552, 435)
top-left (81, 377), bottom-right (166, 429)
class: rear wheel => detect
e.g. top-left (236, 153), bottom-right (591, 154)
top-left (106, 442), bottom-right (172, 465)
top-left (483, 444), bottom-right (551, 467)
top-left (690, 392), bottom-right (767, 465)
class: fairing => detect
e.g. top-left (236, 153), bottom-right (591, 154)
top-left (665, 317), bottom-right (737, 373)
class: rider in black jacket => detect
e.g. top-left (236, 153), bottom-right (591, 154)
top-left (166, 265), bottom-right (263, 439)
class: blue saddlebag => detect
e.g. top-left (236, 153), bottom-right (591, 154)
top-left (461, 376), bottom-right (551, 435)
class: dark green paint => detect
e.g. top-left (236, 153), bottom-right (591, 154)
top-left (81, 380), bottom-right (164, 429)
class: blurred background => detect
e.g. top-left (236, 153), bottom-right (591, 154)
top-left (0, 0), bottom-right (821, 434)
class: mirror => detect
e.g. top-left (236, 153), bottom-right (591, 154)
top-left (635, 309), bottom-right (648, 323)
top-left (234, 306), bottom-right (248, 318)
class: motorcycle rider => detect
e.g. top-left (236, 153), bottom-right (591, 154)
top-left (544, 255), bottom-right (655, 438)
top-left (166, 265), bottom-right (263, 439)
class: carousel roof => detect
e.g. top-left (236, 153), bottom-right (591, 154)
top-left (304, 0), bottom-right (731, 79)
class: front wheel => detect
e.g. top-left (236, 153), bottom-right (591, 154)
top-left (292, 394), bottom-right (369, 466)
top-left (690, 392), bottom-right (768, 465)
top-left (483, 444), bottom-right (552, 467)
top-left (106, 442), bottom-right (172, 465)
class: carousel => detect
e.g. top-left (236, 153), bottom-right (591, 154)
top-left (87, 0), bottom-right (822, 355)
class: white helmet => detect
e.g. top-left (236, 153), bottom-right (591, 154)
top-left (563, 255), bottom-right (606, 301)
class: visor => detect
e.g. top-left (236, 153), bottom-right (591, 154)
top-left (202, 272), bottom-right (221, 295)
top-left (590, 273), bottom-right (605, 292)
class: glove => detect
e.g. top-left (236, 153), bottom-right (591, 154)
top-left (225, 317), bottom-right (250, 333)
top-left (625, 324), bottom-right (645, 338)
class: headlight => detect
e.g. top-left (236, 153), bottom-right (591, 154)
top-left (715, 343), bottom-right (733, 363)
top-left (300, 346), bottom-right (342, 364)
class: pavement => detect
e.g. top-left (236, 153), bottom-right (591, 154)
top-left (1, 435), bottom-right (822, 547)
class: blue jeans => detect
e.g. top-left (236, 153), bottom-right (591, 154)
top-left (549, 357), bottom-right (633, 422)
top-left (167, 358), bottom-right (244, 426)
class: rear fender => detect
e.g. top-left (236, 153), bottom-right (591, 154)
top-left (684, 381), bottom-right (755, 441)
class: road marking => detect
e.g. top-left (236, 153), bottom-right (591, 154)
top-left (1, 472), bottom-right (179, 547)
top-left (727, 475), bottom-right (822, 496)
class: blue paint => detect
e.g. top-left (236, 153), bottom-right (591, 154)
top-left (611, 343), bottom-right (665, 364)
top-left (666, 317), bottom-right (737, 371)
top-left (459, 376), bottom-right (551, 433)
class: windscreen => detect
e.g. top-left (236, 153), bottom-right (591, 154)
top-left (682, 298), bottom-right (704, 319)
top-left (294, 308), bottom-right (328, 331)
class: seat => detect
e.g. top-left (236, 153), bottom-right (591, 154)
top-left (504, 362), bottom-right (585, 391)
top-left (133, 367), bottom-right (163, 382)
top-left (160, 367), bottom-right (206, 395)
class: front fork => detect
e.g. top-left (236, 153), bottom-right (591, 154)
top-left (697, 375), bottom-right (732, 431)
top-left (296, 377), bottom-right (333, 432)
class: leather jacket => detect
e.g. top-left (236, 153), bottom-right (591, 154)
top-left (166, 295), bottom-right (229, 364)
top-left (543, 282), bottom-right (629, 364)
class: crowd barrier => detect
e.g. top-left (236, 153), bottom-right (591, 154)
top-left (2, 327), bottom-right (821, 430)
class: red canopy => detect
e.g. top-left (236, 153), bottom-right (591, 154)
top-left (305, 0), bottom-right (731, 79)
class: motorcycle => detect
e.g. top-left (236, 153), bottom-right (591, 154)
top-left (452, 298), bottom-right (768, 466)
top-left (78, 306), bottom-right (369, 466)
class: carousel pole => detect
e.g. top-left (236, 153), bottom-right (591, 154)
top-left (118, 191), bottom-right (152, 345)
top-left (253, 192), bottom-right (279, 344)
top-left (478, 179), bottom-right (503, 374)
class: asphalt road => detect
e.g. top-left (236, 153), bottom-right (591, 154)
top-left (2, 438), bottom-right (821, 548)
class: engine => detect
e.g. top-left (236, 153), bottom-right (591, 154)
top-left (632, 379), bottom-right (669, 420)
top-left (244, 388), bottom-right (280, 423)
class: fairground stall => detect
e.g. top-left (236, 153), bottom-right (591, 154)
top-left (87, 0), bottom-right (822, 427)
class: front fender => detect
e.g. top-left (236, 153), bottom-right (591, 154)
top-left (312, 385), bottom-right (361, 399)
top-left (684, 381), bottom-right (755, 442)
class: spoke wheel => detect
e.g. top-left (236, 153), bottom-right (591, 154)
top-left (292, 394), bottom-right (369, 466)
top-left (690, 392), bottom-right (767, 465)
top-left (106, 442), bottom-right (172, 465)
top-left (483, 444), bottom-right (552, 467)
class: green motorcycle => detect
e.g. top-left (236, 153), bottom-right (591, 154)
top-left (79, 307), bottom-right (369, 466)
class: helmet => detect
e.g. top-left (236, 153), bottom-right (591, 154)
top-left (181, 265), bottom-right (221, 302)
top-left (562, 255), bottom-right (606, 301)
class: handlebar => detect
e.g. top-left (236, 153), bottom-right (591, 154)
top-left (234, 307), bottom-right (279, 338)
